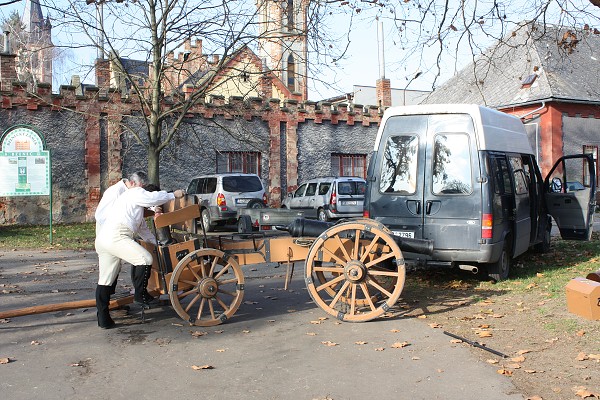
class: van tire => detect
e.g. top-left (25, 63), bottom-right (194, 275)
top-left (487, 240), bottom-right (511, 282)
top-left (201, 209), bottom-right (215, 232)
top-left (238, 215), bottom-right (253, 234)
top-left (317, 208), bottom-right (329, 222)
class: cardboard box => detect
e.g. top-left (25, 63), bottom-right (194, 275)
top-left (565, 277), bottom-right (600, 320)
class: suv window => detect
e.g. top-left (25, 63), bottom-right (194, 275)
top-left (222, 175), bottom-right (262, 192)
top-left (187, 179), bottom-right (199, 194)
top-left (205, 178), bottom-right (217, 194)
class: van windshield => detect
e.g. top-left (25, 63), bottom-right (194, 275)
top-left (222, 176), bottom-right (263, 192)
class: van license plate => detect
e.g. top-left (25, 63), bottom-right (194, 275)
top-left (392, 231), bottom-right (414, 238)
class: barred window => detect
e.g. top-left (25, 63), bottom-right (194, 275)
top-left (331, 154), bottom-right (366, 178)
top-left (216, 151), bottom-right (261, 176)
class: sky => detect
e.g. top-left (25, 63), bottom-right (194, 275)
top-left (2, 0), bottom-right (593, 101)
top-left (0, 0), bottom-right (443, 101)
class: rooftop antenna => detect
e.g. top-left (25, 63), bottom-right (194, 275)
top-left (377, 19), bottom-right (385, 79)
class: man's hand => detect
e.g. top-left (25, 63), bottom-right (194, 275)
top-left (174, 189), bottom-right (186, 198)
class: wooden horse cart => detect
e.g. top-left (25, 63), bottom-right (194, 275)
top-left (0, 200), bottom-right (433, 326)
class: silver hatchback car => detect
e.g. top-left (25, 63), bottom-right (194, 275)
top-left (282, 176), bottom-right (366, 221)
top-left (186, 173), bottom-right (266, 231)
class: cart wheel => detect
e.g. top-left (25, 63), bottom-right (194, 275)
top-left (169, 248), bottom-right (244, 326)
top-left (305, 219), bottom-right (405, 322)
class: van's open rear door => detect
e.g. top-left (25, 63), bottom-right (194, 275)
top-left (544, 154), bottom-right (596, 240)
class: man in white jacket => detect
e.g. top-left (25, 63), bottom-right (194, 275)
top-left (95, 184), bottom-right (185, 329)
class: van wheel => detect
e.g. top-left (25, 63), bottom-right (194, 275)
top-left (201, 209), bottom-right (215, 232)
top-left (238, 215), bottom-right (253, 234)
top-left (487, 240), bottom-right (511, 282)
top-left (317, 208), bottom-right (329, 222)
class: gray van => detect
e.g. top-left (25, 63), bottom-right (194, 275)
top-left (282, 176), bottom-right (366, 221)
top-left (186, 173), bottom-right (266, 231)
top-left (363, 104), bottom-right (595, 280)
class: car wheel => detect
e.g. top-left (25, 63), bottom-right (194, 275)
top-left (201, 209), bottom-right (215, 232)
top-left (487, 239), bottom-right (511, 282)
top-left (317, 208), bottom-right (329, 222)
top-left (238, 215), bottom-right (253, 234)
top-left (247, 199), bottom-right (265, 209)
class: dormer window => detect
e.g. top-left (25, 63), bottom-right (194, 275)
top-left (521, 74), bottom-right (537, 88)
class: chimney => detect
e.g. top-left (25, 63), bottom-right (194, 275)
top-left (376, 78), bottom-right (392, 108)
top-left (0, 31), bottom-right (17, 91)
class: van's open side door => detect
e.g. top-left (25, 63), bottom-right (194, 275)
top-left (544, 154), bottom-right (596, 240)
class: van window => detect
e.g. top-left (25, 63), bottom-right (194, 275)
top-left (509, 156), bottom-right (529, 195)
top-left (432, 133), bottom-right (472, 195)
top-left (379, 135), bottom-right (419, 194)
top-left (491, 156), bottom-right (513, 195)
top-left (318, 182), bottom-right (331, 195)
top-left (294, 183), bottom-right (307, 197)
top-left (305, 182), bottom-right (317, 196)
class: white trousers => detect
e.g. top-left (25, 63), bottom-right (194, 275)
top-left (95, 224), bottom-right (154, 286)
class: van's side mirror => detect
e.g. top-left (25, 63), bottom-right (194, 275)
top-left (551, 177), bottom-right (563, 193)
top-left (287, 193), bottom-right (293, 198)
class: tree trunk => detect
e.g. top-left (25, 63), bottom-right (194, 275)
top-left (147, 144), bottom-right (160, 187)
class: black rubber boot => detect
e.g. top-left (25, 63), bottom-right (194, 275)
top-left (132, 265), bottom-right (155, 306)
top-left (96, 285), bottom-right (116, 329)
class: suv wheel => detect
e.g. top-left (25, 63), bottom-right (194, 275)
top-left (247, 199), bottom-right (265, 209)
top-left (201, 209), bottom-right (215, 232)
top-left (318, 208), bottom-right (329, 222)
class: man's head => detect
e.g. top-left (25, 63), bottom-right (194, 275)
top-left (126, 171), bottom-right (148, 188)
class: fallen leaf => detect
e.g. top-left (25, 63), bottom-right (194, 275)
top-left (588, 354), bottom-right (600, 361)
top-left (389, 329), bottom-right (400, 333)
top-left (506, 363), bottom-right (521, 369)
top-left (578, 352), bottom-right (590, 361)
top-left (267, 320), bottom-right (276, 323)
top-left (306, 332), bottom-right (317, 336)
top-left (321, 341), bottom-right (338, 347)
top-left (242, 330), bottom-right (250, 334)
top-left (576, 330), bottom-right (586, 337)
top-left (518, 349), bottom-right (532, 355)
top-left (575, 388), bottom-right (599, 398)
top-left (478, 324), bottom-right (491, 329)
top-left (497, 368), bottom-right (513, 376)
top-left (191, 331), bottom-right (208, 337)
top-left (0, 319), bottom-right (9, 324)
top-left (487, 359), bottom-right (499, 364)
top-left (244, 301), bottom-right (258, 305)
top-left (417, 315), bottom-right (428, 319)
top-left (511, 356), bottom-right (526, 363)
top-left (374, 347), bottom-right (385, 351)
top-left (391, 341), bottom-right (409, 348)
top-left (0, 357), bottom-right (11, 364)
top-left (213, 330), bottom-right (224, 334)
top-left (191, 365), bottom-right (214, 370)
top-left (524, 370), bottom-right (537, 374)
top-left (476, 331), bottom-right (493, 338)
top-left (355, 341), bottom-right (368, 345)
top-left (310, 320), bottom-right (323, 325)
top-left (450, 339), bottom-right (462, 344)
top-left (527, 396), bottom-right (543, 400)
top-left (536, 273), bottom-right (544, 278)
top-left (411, 356), bottom-right (420, 360)
top-left (429, 323), bottom-right (442, 328)
top-left (318, 317), bottom-right (328, 321)
top-left (30, 341), bottom-right (40, 346)
top-left (216, 349), bottom-right (226, 352)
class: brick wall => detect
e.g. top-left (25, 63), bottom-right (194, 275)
top-left (0, 81), bottom-right (382, 225)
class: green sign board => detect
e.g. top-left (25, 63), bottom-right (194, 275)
top-left (0, 125), bottom-right (51, 196)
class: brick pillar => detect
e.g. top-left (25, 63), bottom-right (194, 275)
top-left (84, 111), bottom-right (101, 222)
top-left (0, 53), bottom-right (17, 91)
top-left (259, 74), bottom-right (273, 99)
top-left (376, 78), bottom-right (392, 108)
top-left (540, 103), bottom-right (563, 176)
top-left (95, 58), bottom-right (111, 90)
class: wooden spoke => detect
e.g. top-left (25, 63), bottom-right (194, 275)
top-left (305, 220), bottom-right (406, 322)
top-left (169, 248), bottom-right (244, 326)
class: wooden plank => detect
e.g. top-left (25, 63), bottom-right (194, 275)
top-left (154, 203), bottom-right (201, 229)
top-left (0, 295), bottom-right (134, 319)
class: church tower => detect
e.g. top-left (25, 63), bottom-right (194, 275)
top-left (257, 0), bottom-right (308, 101)
top-left (19, 0), bottom-right (53, 87)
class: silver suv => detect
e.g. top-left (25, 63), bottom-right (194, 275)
top-left (187, 173), bottom-right (266, 231)
top-left (282, 176), bottom-right (366, 221)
